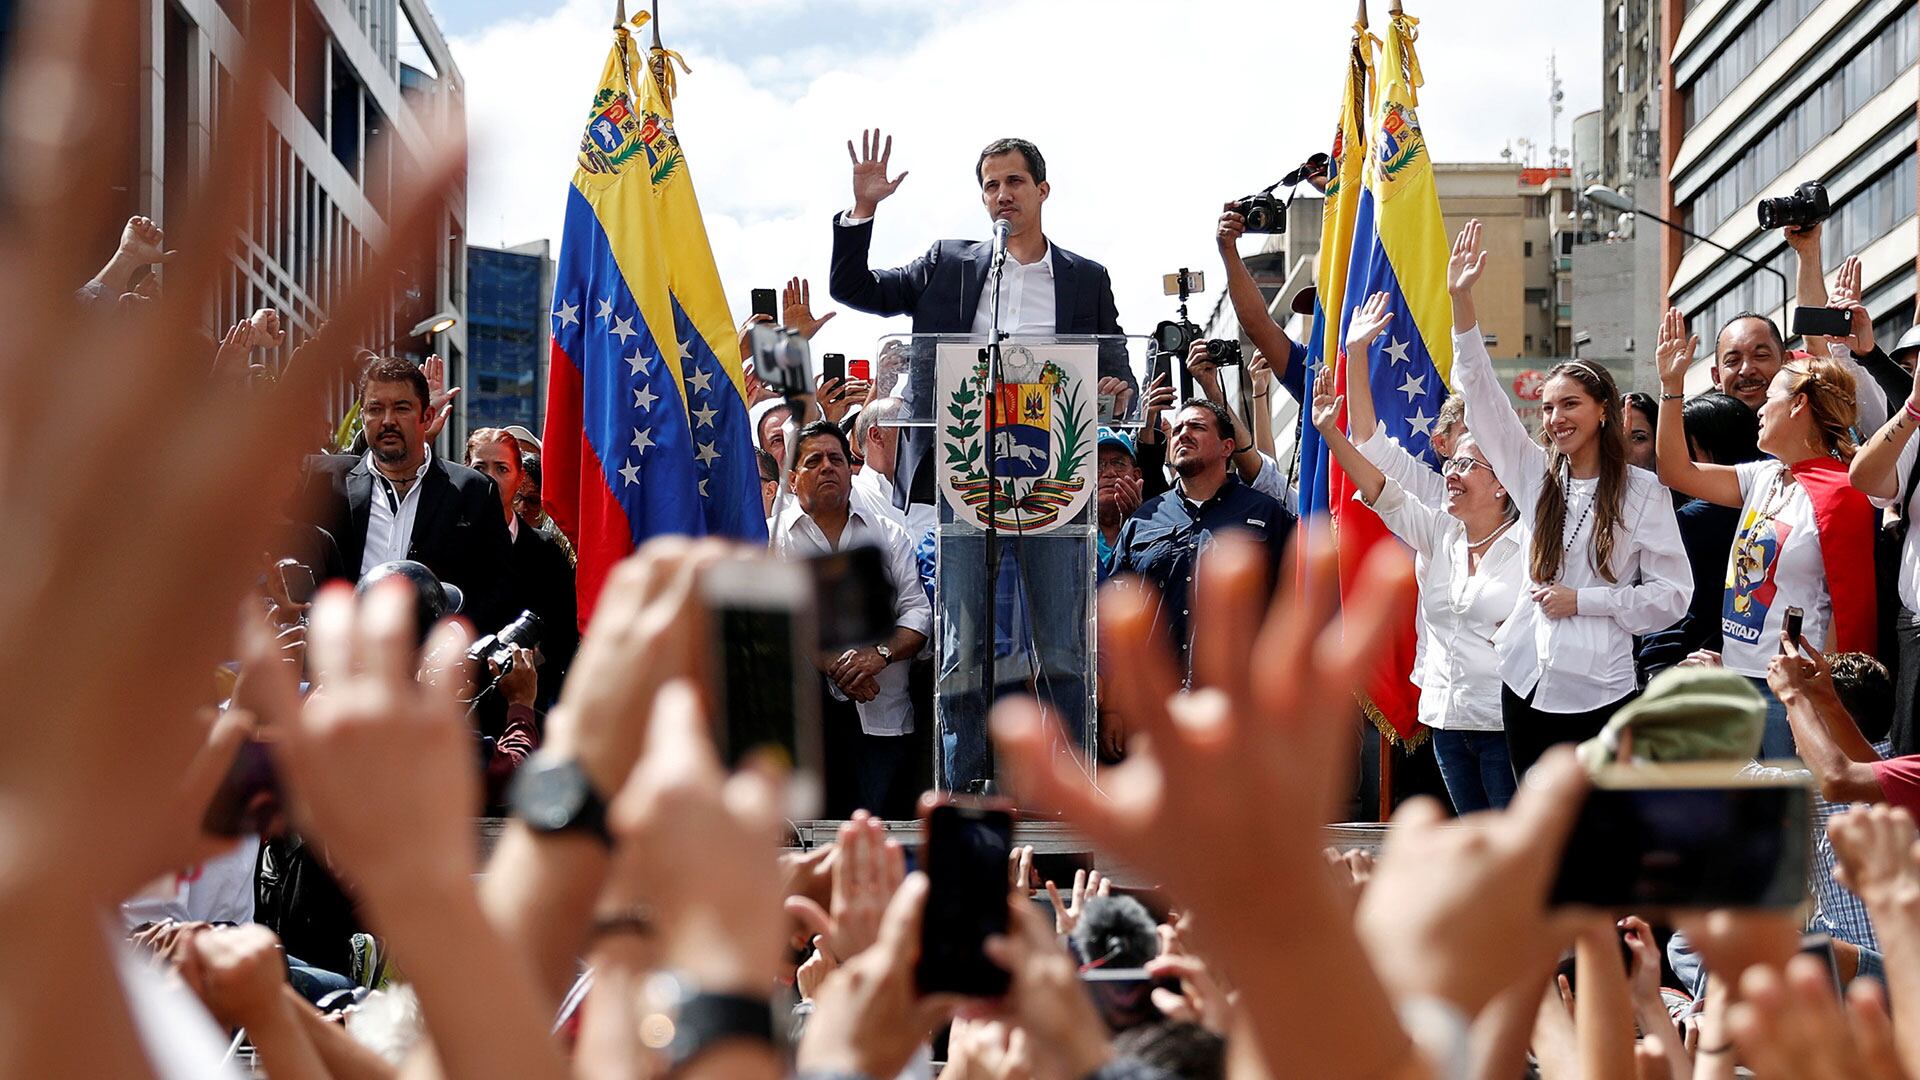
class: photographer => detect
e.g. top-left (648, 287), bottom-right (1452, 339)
top-left (770, 421), bottom-right (930, 818)
top-left (1185, 340), bottom-right (1294, 511)
top-left (1215, 202), bottom-right (1309, 411)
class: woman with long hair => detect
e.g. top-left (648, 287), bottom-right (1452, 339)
top-left (1313, 291), bottom-right (1526, 811)
top-left (1447, 220), bottom-right (1692, 778)
top-left (1654, 308), bottom-right (1878, 757)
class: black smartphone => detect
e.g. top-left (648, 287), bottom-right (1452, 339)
top-left (917, 803), bottom-right (1014, 996)
top-left (1551, 767), bottom-right (1810, 910)
top-left (1799, 932), bottom-right (1844, 997)
top-left (277, 559), bottom-right (317, 606)
top-left (821, 352), bottom-right (847, 386)
top-left (1791, 305), bottom-right (1853, 339)
top-left (201, 739), bottom-right (281, 838)
top-left (751, 287), bottom-right (779, 322)
top-left (1783, 606), bottom-right (1804, 651)
top-left (701, 558), bottom-right (822, 819)
top-left (808, 545), bottom-right (896, 652)
top-left (1080, 968), bottom-right (1162, 1032)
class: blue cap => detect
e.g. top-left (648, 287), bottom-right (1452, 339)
top-left (1097, 426), bottom-right (1135, 459)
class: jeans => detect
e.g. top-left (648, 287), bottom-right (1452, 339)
top-left (935, 531), bottom-right (1093, 792)
top-left (1749, 676), bottom-right (1797, 760)
top-left (1430, 729), bottom-right (1516, 814)
top-left (1501, 684), bottom-right (1632, 781)
top-left (287, 954), bottom-right (356, 1005)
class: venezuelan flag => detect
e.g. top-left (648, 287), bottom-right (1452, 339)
top-left (1331, 10), bottom-right (1454, 744)
top-left (543, 20), bottom-right (765, 621)
top-left (1296, 20), bottom-right (1375, 531)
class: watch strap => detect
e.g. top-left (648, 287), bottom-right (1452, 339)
top-left (668, 992), bottom-right (776, 1071)
top-left (507, 756), bottom-right (613, 847)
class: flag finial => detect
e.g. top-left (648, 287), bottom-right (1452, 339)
top-left (613, 0), bottom-right (625, 29)
top-left (1356, 0), bottom-right (1368, 28)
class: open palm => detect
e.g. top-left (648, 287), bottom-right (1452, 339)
top-left (848, 128), bottom-right (908, 214)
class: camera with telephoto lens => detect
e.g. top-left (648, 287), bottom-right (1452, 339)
top-left (749, 324), bottom-right (812, 397)
top-left (468, 609), bottom-right (543, 671)
top-left (1756, 181), bottom-right (1830, 231)
top-left (1229, 192), bottom-right (1287, 234)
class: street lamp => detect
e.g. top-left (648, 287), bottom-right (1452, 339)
top-left (1583, 185), bottom-right (1790, 328)
top-left (409, 311), bottom-right (459, 337)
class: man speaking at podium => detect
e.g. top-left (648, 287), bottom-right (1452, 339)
top-left (828, 130), bottom-right (1130, 792)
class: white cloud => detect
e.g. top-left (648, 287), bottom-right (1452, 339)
top-left (452, 0), bottom-right (1600, 363)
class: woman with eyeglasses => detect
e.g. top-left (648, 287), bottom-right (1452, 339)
top-left (1654, 307), bottom-right (1878, 757)
top-left (1448, 220), bottom-right (1693, 780)
top-left (1311, 290), bottom-right (1525, 812)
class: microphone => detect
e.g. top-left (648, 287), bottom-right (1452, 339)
top-left (990, 217), bottom-right (1012, 272)
top-left (1070, 894), bottom-right (1159, 969)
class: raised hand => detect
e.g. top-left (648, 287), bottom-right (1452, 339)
top-left (1097, 375), bottom-right (1134, 421)
top-left (1008, 843), bottom-right (1035, 895)
top-left (1829, 805), bottom-right (1920, 911)
top-left (782, 276), bottom-right (838, 339)
top-left (786, 811), bottom-right (906, 964)
top-left (247, 307), bottom-right (287, 349)
top-left (1216, 202), bottom-right (1248, 250)
top-left (422, 353), bottom-right (459, 442)
top-left (1654, 308), bottom-right (1699, 392)
top-left (1309, 359), bottom-right (1345, 435)
top-left (982, 900), bottom-right (1116, 1080)
top-left (1728, 957), bottom-right (1908, 1080)
top-left (1138, 371), bottom-right (1175, 440)
top-left (797, 874), bottom-right (961, 1079)
top-left (1185, 340), bottom-right (1221, 393)
top-left (1830, 256), bottom-right (1876, 356)
top-left (817, 374), bottom-right (870, 424)
top-left (1043, 867), bottom-right (1109, 935)
top-left (1448, 218), bottom-right (1488, 296)
top-left (210, 321), bottom-right (257, 381)
top-left (1345, 291), bottom-right (1395, 355)
top-left (118, 214), bottom-right (173, 266)
top-left (848, 128), bottom-right (909, 218)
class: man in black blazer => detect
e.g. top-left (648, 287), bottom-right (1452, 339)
top-left (828, 131), bottom-right (1132, 507)
top-left (298, 357), bottom-right (514, 630)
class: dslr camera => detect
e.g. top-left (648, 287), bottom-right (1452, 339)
top-left (1757, 181), bottom-right (1829, 231)
top-left (1229, 192), bottom-right (1287, 234)
top-left (749, 324), bottom-right (813, 397)
top-left (469, 609), bottom-right (543, 671)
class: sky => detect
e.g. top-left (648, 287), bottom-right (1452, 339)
top-left (439, 0), bottom-right (1603, 363)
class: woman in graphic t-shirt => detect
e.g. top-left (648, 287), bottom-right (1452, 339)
top-left (1653, 307), bottom-right (1878, 757)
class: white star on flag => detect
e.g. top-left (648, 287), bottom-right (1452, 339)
top-left (618, 459), bottom-right (641, 486)
top-left (626, 350), bottom-right (647, 376)
top-left (698, 478), bottom-right (710, 497)
top-left (686, 365), bottom-right (716, 396)
top-left (610, 315), bottom-right (638, 344)
top-left (632, 383), bottom-right (658, 411)
top-left (631, 426), bottom-right (654, 454)
top-left (1383, 338), bottom-right (1412, 366)
top-left (691, 402), bottom-right (718, 427)
top-left (595, 298), bottom-right (613, 322)
top-left (1407, 408), bottom-right (1435, 437)
top-left (1398, 372), bottom-right (1427, 401)
top-left (695, 441), bottom-right (720, 466)
top-left (552, 299), bottom-right (580, 328)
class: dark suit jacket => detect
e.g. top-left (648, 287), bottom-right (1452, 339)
top-left (509, 524), bottom-right (578, 708)
top-left (828, 215), bottom-right (1132, 504)
top-left (298, 453), bottom-right (516, 630)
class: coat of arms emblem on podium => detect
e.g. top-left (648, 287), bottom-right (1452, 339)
top-left (936, 342), bottom-right (1095, 534)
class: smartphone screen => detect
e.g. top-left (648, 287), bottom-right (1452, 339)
top-left (1783, 606), bottom-right (1804, 651)
top-left (808, 546), bottom-right (896, 652)
top-left (751, 288), bottom-right (778, 322)
top-left (201, 739), bottom-right (280, 838)
top-left (277, 559), bottom-right (317, 606)
top-left (1551, 778), bottom-right (1810, 909)
top-left (917, 804), bottom-right (1013, 996)
top-left (821, 352), bottom-right (847, 386)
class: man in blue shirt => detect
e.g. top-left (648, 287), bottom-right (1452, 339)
top-left (1112, 399), bottom-right (1292, 678)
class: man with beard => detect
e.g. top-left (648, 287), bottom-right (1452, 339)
top-left (297, 357), bottom-right (514, 628)
top-left (1111, 399), bottom-right (1292, 679)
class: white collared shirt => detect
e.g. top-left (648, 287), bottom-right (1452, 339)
top-left (1454, 325), bottom-right (1693, 713)
top-left (770, 495), bottom-right (933, 736)
top-left (360, 447), bottom-right (434, 576)
top-left (1358, 433), bottom-right (1524, 731)
top-left (971, 243), bottom-right (1055, 338)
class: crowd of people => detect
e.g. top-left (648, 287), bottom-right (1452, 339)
top-left (21, 7), bottom-right (1920, 1077)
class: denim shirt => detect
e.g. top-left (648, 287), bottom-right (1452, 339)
top-left (1111, 474), bottom-right (1292, 674)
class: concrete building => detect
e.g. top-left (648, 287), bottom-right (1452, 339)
top-left (1661, 0), bottom-right (1917, 369)
top-left (1605, 0), bottom-right (1664, 190)
top-left (109, 0), bottom-right (469, 444)
top-left (467, 240), bottom-right (555, 434)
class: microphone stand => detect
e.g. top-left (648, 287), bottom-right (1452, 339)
top-left (980, 230), bottom-right (1009, 788)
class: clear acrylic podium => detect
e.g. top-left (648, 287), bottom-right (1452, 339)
top-left (870, 332), bottom-right (1155, 794)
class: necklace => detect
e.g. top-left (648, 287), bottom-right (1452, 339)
top-left (1464, 517), bottom-right (1515, 549)
top-left (1560, 468), bottom-right (1596, 557)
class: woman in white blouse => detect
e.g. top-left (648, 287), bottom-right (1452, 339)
top-left (1311, 290), bottom-right (1526, 812)
top-left (1448, 220), bottom-right (1693, 779)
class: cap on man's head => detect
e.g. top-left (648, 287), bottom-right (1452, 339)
top-left (358, 559), bottom-right (464, 641)
top-left (1097, 426), bottom-right (1136, 461)
top-left (1894, 324), bottom-right (1920, 361)
top-left (1574, 667), bottom-right (1764, 772)
top-left (1290, 285), bottom-right (1317, 317)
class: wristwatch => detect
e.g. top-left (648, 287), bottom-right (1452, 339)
top-left (638, 972), bottom-right (777, 1071)
top-left (506, 753), bottom-right (611, 847)
top-left (874, 643), bottom-right (894, 664)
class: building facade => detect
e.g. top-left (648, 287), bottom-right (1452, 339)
top-left (466, 241), bottom-right (555, 435)
top-left (1661, 0), bottom-right (1917, 363)
top-left (118, 0), bottom-right (469, 445)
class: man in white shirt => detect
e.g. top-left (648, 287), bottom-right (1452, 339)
top-left (771, 420), bottom-right (931, 818)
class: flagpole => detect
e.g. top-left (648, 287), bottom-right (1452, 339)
top-left (652, 0), bottom-right (662, 50)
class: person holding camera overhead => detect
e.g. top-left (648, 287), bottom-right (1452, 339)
top-left (1655, 306), bottom-right (1878, 758)
top-left (1447, 220), bottom-right (1692, 778)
